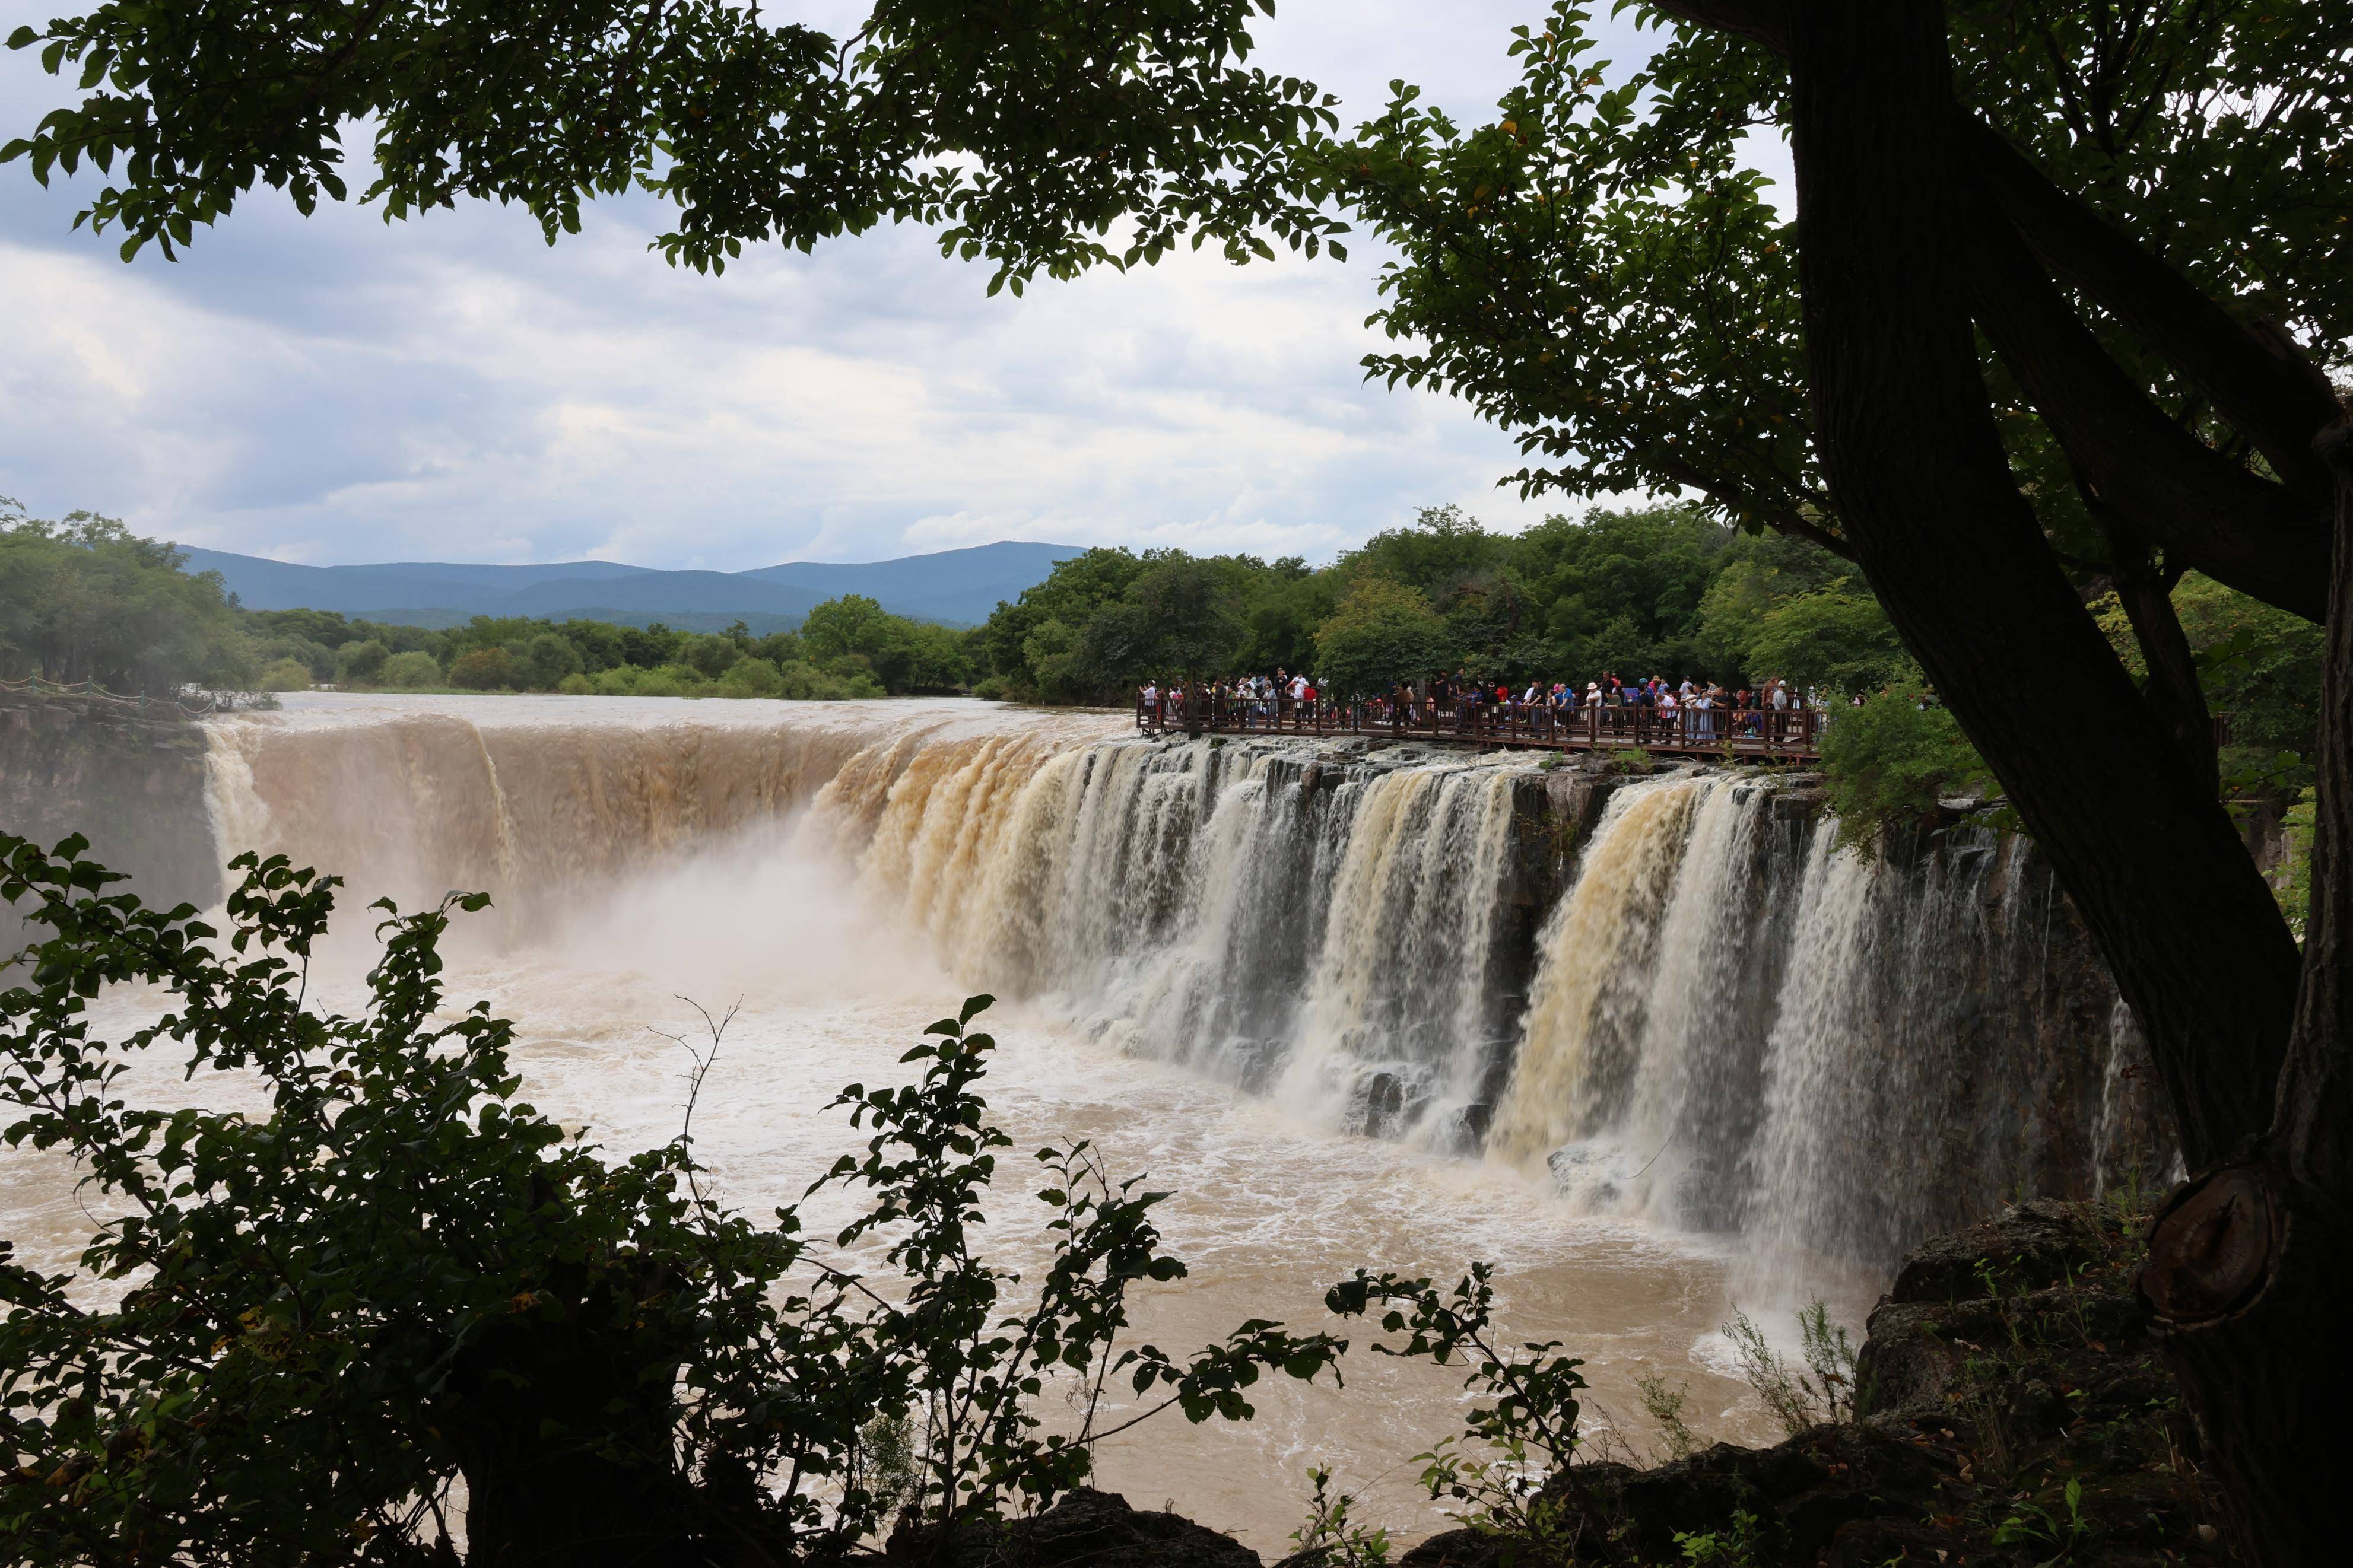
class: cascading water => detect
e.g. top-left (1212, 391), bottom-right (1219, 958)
top-left (1492, 778), bottom-right (1788, 1234)
top-left (190, 694), bottom-right (2161, 1273)
top-left (804, 732), bottom-right (1545, 1141)
top-left (7, 691), bottom-right (2179, 1542)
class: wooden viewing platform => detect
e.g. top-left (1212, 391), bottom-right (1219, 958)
top-left (1136, 694), bottom-right (1827, 761)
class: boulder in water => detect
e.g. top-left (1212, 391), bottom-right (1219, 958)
top-left (1546, 1140), bottom-right (1640, 1210)
top-left (1368, 1073), bottom-right (1406, 1135)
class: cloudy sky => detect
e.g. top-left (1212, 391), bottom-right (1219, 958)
top-left (0, 3), bottom-right (1706, 570)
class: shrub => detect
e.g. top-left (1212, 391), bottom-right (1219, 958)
top-left (716, 656), bottom-right (785, 698)
top-left (654, 662), bottom-right (712, 696)
top-left (1323, 1264), bottom-right (1590, 1560)
top-left (513, 631), bottom-right (584, 690)
top-left (1743, 584), bottom-right (1913, 698)
top-left (1818, 689), bottom-right (1993, 851)
top-left (1723, 1309), bottom-right (1814, 1438)
top-left (556, 672), bottom-right (593, 695)
top-left (0, 501), bottom-right (254, 694)
top-left (591, 665), bottom-right (642, 695)
top-left (1314, 578), bottom-right (1451, 701)
top-left (777, 660), bottom-right (884, 700)
top-left (1634, 1369), bottom-right (1700, 1461)
top-left (677, 632), bottom-right (741, 679)
top-left (256, 657), bottom-right (313, 692)
top-left (253, 634), bottom-right (335, 682)
top-left (971, 675), bottom-right (1006, 700)
top-left (1290, 1467), bottom-right (1393, 1568)
top-left (333, 638), bottom-right (389, 685)
top-left (378, 649), bottom-right (442, 689)
top-left (446, 646), bottom-right (514, 690)
top-left (0, 835), bottom-right (1348, 1564)
top-left (1721, 1301), bottom-right (1858, 1439)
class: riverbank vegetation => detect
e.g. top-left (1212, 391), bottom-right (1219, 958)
top-left (1, 499), bottom-right (254, 695)
top-left (8, 494), bottom-right (2319, 864)
top-left (1, 835), bottom-right (2238, 1566)
top-left (980, 502), bottom-right (2320, 851)
top-left (0, 835), bottom-right (1350, 1564)
top-left (3, 497), bottom-right (981, 701)
top-left (978, 502), bottom-right (1913, 703)
top-left (244, 591), bottom-right (977, 699)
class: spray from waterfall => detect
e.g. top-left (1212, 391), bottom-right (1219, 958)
top-left (198, 698), bottom-right (2154, 1270)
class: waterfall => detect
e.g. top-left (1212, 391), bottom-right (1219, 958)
top-left (201, 705), bottom-right (916, 931)
top-left (1490, 780), bottom-right (1710, 1172)
top-left (194, 697), bottom-right (2157, 1268)
top-left (1276, 758), bottom-right (1532, 1141)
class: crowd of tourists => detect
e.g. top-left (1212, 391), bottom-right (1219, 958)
top-left (1138, 669), bottom-right (1838, 739)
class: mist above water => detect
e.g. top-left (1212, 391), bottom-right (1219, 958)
top-left (2, 693), bottom-right (2157, 1544)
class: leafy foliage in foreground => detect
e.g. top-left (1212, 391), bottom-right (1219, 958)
top-left (2, 0), bottom-right (1344, 283)
top-left (1325, 1264), bottom-right (1596, 1557)
top-left (0, 835), bottom-right (1345, 1565)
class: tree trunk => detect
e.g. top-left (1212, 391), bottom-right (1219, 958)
top-left (1780, 0), bottom-right (2300, 1171)
top-left (458, 1437), bottom-right (692, 1568)
top-left (441, 1282), bottom-right (716, 1567)
top-left (2142, 414), bottom-right (2353, 1564)
top-left (2107, 530), bottom-right (2219, 802)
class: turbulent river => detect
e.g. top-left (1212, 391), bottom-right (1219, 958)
top-left (0, 694), bottom-right (2170, 1546)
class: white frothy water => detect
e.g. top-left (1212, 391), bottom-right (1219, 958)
top-left (1, 695), bottom-right (1770, 1547)
top-left (5, 692), bottom-right (2151, 1544)
top-left (192, 695), bottom-right (2144, 1273)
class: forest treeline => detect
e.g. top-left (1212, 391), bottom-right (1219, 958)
top-left (979, 502), bottom-right (2320, 794)
top-left (982, 502), bottom-right (1903, 702)
top-left (1, 498), bottom-right (976, 702)
top-left (4, 494), bottom-right (2320, 823)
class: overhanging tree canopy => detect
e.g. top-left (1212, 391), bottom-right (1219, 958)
top-left (9, 1), bottom-right (2353, 1560)
top-left (3, 0), bottom-right (1345, 282)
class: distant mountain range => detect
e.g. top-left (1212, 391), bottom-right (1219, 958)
top-left (180, 541), bottom-right (1088, 632)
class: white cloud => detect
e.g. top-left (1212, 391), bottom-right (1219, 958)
top-left (0, 1), bottom-right (1666, 568)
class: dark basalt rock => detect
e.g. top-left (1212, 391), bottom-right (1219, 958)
top-left (1882, 1195), bottom-right (2094, 1304)
top-left (1, 701), bottom-right (222, 965)
top-left (1405, 1200), bottom-right (2234, 1567)
top-left (889, 1489), bottom-right (1262, 1568)
top-left (0, 699), bottom-right (218, 914)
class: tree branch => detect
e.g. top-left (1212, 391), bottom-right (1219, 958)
top-left (2103, 519), bottom-right (2221, 799)
top-left (1652, 2), bottom-right (2339, 507)
top-left (1647, 0), bottom-right (1790, 53)
top-left (1681, 475), bottom-right (1858, 563)
top-left (1783, 0), bottom-right (2296, 1169)
top-left (1961, 117), bottom-right (2341, 501)
top-left (1961, 175), bottom-right (2331, 622)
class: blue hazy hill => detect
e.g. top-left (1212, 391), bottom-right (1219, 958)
top-left (180, 540), bottom-right (1087, 629)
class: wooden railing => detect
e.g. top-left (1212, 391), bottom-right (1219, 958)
top-left (1135, 691), bottom-right (1828, 761)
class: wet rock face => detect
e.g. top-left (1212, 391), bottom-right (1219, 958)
top-left (1401, 1199), bottom-right (2235, 1568)
top-left (1, 703), bottom-right (220, 947)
